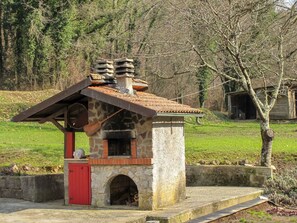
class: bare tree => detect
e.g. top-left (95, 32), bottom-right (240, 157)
top-left (175, 0), bottom-right (297, 167)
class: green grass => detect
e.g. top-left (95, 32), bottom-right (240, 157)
top-left (185, 118), bottom-right (297, 165)
top-left (0, 118), bottom-right (296, 169)
top-left (0, 90), bottom-right (59, 121)
top-left (0, 121), bottom-right (88, 167)
top-left (0, 90), bottom-right (296, 170)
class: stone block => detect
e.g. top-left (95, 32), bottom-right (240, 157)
top-left (186, 165), bottom-right (273, 187)
top-left (139, 192), bottom-right (154, 210)
top-left (250, 174), bottom-right (266, 187)
top-left (1, 188), bottom-right (22, 199)
top-left (21, 174), bottom-right (64, 202)
top-left (254, 166), bottom-right (273, 176)
top-left (5, 176), bottom-right (21, 189)
top-left (92, 193), bottom-right (106, 207)
top-left (0, 174), bottom-right (64, 201)
top-left (20, 176), bottom-right (35, 201)
top-left (0, 177), bottom-right (5, 188)
top-left (34, 174), bottom-right (64, 202)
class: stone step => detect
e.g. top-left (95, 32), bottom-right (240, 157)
top-left (145, 187), bottom-right (263, 223)
top-left (188, 197), bottom-right (267, 223)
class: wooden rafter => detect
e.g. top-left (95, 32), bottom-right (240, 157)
top-left (50, 119), bottom-right (66, 133)
top-left (39, 107), bottom-right (67, 124)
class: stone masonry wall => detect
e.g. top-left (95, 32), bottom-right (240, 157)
top-left (186, 165), bottom-right (273, 187)
top-left (91, 165), bottom-right (154, 210)
top-left (88, 98), bottom-right (152, 158)
top-left (152, 116), bottom-right (186, 208)
top-left (0, 174), bottom-right (64, 202)
top-left (87, 98), bottom-right (155, 209)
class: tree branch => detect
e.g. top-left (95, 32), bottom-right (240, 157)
top-left (191, 45), bottom-right (238, 82)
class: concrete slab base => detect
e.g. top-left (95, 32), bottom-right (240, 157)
top-left (146, 187), bottom-right (263, 223)
top-left (189, 198), bottom-right (267, 223)
top-left (0, 187), bottom-right (262, 223)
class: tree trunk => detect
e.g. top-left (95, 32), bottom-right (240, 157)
top-left (260, 119), bottom-right (274, 167)
top-left (0, 1), bottom-right (3, 77)
top-left (197, 66), bottom-right (210, 108)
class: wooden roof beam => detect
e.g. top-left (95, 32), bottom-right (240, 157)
top-left (39, 107), bottom-right (67, 124)
top-left (50, 119), bottom-right (66, 133)
top-left (12, 78), bottom-right (92, 122)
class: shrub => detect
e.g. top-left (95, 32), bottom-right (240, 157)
top-left (264, 169), bottom-right (297, 208)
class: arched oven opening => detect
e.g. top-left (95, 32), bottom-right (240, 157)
top-left (110, 175), bottom-right (138, 206)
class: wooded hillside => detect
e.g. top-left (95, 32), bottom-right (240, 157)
top-left (0, 0), bottom-right (296, 110)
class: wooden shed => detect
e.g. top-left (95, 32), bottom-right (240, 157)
top-left (227, 81), bottom-right (297, 120)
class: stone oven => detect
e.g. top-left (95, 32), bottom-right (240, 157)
top-left (12, 58), bottom-right (202, 210)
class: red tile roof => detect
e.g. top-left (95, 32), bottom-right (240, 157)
top-left (12, 78), bottom-right (202, 122)
top-left (87, 86), bottom-right (202, 115)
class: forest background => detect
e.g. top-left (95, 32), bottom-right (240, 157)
top-left (0, 0), bottom-right (296, 111)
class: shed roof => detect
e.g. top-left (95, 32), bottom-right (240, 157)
top-left (228, 78), bottom-right (297, 96)
top-left (12, 77), bottom-right (202, 123)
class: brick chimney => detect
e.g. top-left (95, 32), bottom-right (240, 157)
top-left (114, 58), bottom-right (134, 95)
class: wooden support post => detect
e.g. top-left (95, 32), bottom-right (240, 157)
top-left (65, 132), bottom-right (75, 158)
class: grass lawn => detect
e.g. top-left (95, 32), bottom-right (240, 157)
top-left (0, 121), bottom-right (88, 167)
top-left (185, 117), bottom-right (297, 166)
top-left (0, 116), bottom-right (296, 169)
top-left (0, 89), bottom-right (296, 170)
top-left (0, 90), bottom-right (59, 121)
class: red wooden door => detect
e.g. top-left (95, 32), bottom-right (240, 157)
top-left (68, 163), bottom-right (91, 205)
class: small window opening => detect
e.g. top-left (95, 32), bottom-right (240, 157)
top-left (108, 138), bottom-right (131, 156)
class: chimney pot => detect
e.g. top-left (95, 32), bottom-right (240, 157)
top-left (92, 59), bottom-right (114, 80)
top-left (115, 58), bottom-right (135, 95)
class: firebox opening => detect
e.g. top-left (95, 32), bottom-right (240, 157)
top-left (108, 138), bottom-right (131, 156)
top-left (103, 130), bottom-right (135, 157)
top-left (110, 175), bottom-right (138, 206)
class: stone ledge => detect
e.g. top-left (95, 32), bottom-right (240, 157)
top-left (146, 187), bottom-right (263, 223)
top-left (0, 188), bottom-right (23, 199)
top-left (186, 165), bottom-right (273, 187)
top-left (0, 174), bottom-right (64, 202)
